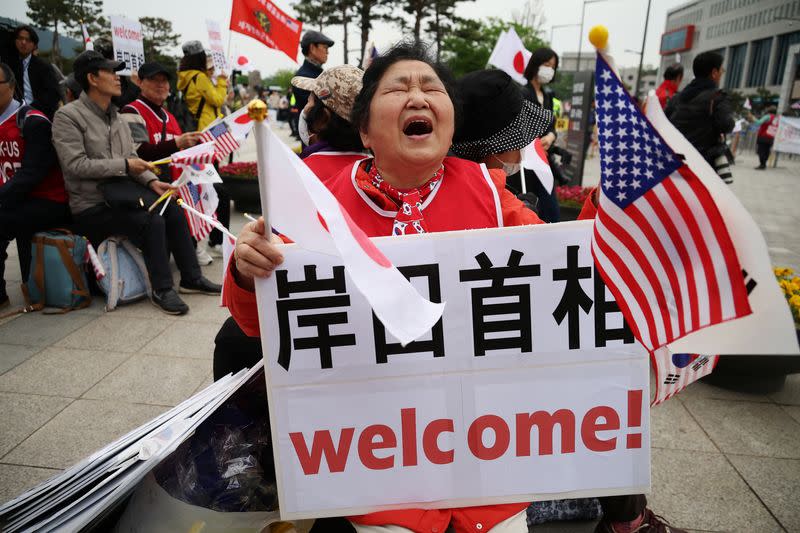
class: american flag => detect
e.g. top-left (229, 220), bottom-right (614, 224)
top-left (651, 347), bottom-right (718, 405)
top-left (199, 121), bottom-right (240, 160)
top-left (591, 54), bottom-right (751, 352)
top-left (176, 182), bottom-right (216, 240)
top-left (171, 141), bottom-right (217, 165)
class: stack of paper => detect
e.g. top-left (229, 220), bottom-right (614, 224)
top-left (0, 363), bottom-right (264, 532)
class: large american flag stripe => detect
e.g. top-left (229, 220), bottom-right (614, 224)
top-left (592, 53), bottom-right (750, 351)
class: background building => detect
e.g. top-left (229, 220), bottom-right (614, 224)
top-left (658, 0), bottom-right (800, 98)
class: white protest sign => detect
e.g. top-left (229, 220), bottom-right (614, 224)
top-left (206, 20), bottom-right (229, 74)
top-left (110, 16), bottom-right (145, 76)
top-left (774, 116), bottom-right (800, 155)
top-left (256, 221), bottom-right (650, 520)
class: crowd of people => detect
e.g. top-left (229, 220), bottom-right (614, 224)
top-left (0, 19), bottom-right (789, 532)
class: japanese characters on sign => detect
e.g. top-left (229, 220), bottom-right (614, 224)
top-left (110, 16), bottom-right (145, 76)
top-left (257, 222), bottom-right (650, 519)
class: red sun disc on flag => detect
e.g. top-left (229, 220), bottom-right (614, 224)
top-left (234, 113), bottom-right (252, 124)
top-left (237, 55), bottom-right (249, 66)
top-left (513, 51), bottom-right (525, 74)
top-left (316, 210), bottom-right (391, 268)
top-left (534, 139), bottom-right (548, 161)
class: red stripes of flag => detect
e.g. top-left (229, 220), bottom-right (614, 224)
top-left (592, 166), bottom-right (751, 351)
top-left (176, 183), bottom-right (214, 241)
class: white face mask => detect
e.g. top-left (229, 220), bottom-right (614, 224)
top-left (537, 66), bottom-right (555, 84)
top-left (493, 155), bottom-right (521, 176)
top-left (298, 111), bottom-right (311, 145)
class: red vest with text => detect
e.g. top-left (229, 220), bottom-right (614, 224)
top-left (303, 151), bottom-right (366, 184)
top-left (124, 99), bottom-right (183, 143)
top-left (326, 156), bottom-right (503, 237)
top-left (758, 114), bottom-right (778, 140)
top-left (0, 108), bottom-right (67, 203)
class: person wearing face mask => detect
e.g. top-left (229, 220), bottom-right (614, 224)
top-left (451, 69), bottom-right (592, 223)
top-left (519, 47), bottom-right (565, 223)
top-left (292, 65), bottom-right (367, 181)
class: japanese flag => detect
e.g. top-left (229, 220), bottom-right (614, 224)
top-left (234, 54), bottom-right (252, 72)
top-left (743, 98), bottom-right (752, 110)
top-left (487, 28), bottom-right (531, 85)
top-left (255, 124), bottom-right (444, 345)
top-left (522, 138), bottom-right (554, 193)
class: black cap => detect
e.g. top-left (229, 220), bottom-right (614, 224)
top-left (301, 30), bottom-right (334, 48)
top-left (451, 69), bottom-right (553, 161)
top-left (138, 62), bottom-right (171, 80)
top-left (73, 50), bottom-right (125, 80)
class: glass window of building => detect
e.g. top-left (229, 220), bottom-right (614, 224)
top-left (772, 31), bottom-right (800, 85)
top-left (747, 38), bottom-right (772, 87)
top-left (726, 44), bottom-right (747, 89)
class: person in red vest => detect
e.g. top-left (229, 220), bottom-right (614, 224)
top-left (655, 64), bottom-right (683, 110)
top-left (293, 64), bottom-right (367, 182)
top-left (0, 62), bottom-right (70, 306)
top-left (754, 105), bottom-right (779, 170)
top-left (120, 62), bottom-right (203, 179)
top-left (224, 41), bottom-right (555, 533)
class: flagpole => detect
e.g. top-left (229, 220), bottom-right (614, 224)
top-left (248, 99), bottom-right (270, 232)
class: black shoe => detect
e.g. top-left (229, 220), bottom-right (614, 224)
top-left (0, 292), bottom-right (9, 309)
top-left (152, 289), bottom-right (189, 315)
top-left (179, 276), bottom-right (222, 295)
top-left (755, 165), bottom-right (766, 170)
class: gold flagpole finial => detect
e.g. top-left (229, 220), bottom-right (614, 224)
top-left (589, 25), bottom-right (609, 50)
top-left (248, 99), bottom-right (268, 122)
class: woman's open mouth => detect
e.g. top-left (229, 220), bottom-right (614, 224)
top-left (403, 118), bottom-right (433, 138)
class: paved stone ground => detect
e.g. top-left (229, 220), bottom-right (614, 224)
top-left (0, 127), bottom-right (798, 531)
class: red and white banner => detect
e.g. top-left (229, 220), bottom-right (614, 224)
top-left (230, 0), bottom-right (302, 62)
top-left (522, 138), bottom-right (554, 193)
top-left (258, 223), bottom-right (650, 519)
top-left (254, 123), bottom-right (444, 346)
top-left (487, 28), bottom-right (531, 85)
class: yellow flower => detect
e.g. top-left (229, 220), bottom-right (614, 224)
top-left (792, 295), bottom-right (800, 308)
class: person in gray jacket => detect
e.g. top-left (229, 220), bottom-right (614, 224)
top-left (52, 50), bottom-right (220, 315)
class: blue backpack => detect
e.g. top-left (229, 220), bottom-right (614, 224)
top-left (96, 236), bottom-right (152, 311)
top-left (24, 230), bottom-right (92, 313)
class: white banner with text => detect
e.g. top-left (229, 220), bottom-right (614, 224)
top-left (256, 221), bottom-right (651, 519)
top-left (110, 15), bottom-right (145, 76)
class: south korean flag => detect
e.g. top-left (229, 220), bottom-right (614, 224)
top-left (651, 347), bottom-right (719, 405)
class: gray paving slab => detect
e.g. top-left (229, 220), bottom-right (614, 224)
top-left (782, 405), bottom-right (800, 425)
top-left (0, 464), bottom-right (61, 504)
top-left (0, 344), bottom-right (43, 375)
top-left (179, 293), bottom-right (231, 324)
top-left (650, 395), bottom-right (717, 452)
top-left (727, 455), bottom-right (800, 532)
top-left (0, 346), bottom-right (129, 398)
top-left (82, 355), bottom-right (210, 406)
top-left (0, 311), bottom-right (96, 347)
top-left (0, 392), bottom-right (72, 458)
top-left (55, 315), bottom-right (171, 353)
top-left (675, 378), bottom-right (775, 403)
top-left (139, 320), bottom-right (218, 359)
top-left (648, 448), bottom-right (782, 532)
top-left (683, 397), bottom-right (800, 458)
top-left (2, 399), bottom-right (165, 469)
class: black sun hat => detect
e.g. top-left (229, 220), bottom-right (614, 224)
top-left (451, 69), bottom-right (553, 161)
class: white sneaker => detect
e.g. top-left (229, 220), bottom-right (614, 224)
top-left (208, 244), bottom-right (224, 257)
top-left (196, 244), bottom-right (213, 266)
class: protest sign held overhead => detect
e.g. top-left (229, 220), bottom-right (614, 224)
top-left (205, 19), bottom-right (229, 74)
top-left (774, 116), bottom-right (800, 155)
top-left (258, 222), bottom-right (650, 519)
top-left (110, 15), bottom-right (145, 75)
top-left (230, 0), bottom-right (303, 62)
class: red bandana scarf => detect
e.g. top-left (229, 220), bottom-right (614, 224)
top-left (355, 161), bottom-right (444, 236)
